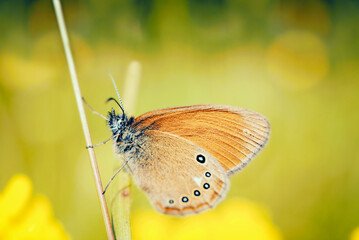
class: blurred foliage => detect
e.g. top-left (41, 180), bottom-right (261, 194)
top-left (0, 0), bottom-right (359, 239)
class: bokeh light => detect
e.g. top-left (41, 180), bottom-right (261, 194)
top-left (267, 30), bottom-right (328, 90)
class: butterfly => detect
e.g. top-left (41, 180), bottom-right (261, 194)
top-left (85, 80), bottom-right (270, 216)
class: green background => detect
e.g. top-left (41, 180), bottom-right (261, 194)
top-left (1, 0), bottom-right (359, 239)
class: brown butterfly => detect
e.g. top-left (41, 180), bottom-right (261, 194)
top-left (85, 83), bottom-right (270, 216)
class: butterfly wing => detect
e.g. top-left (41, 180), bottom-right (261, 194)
top-left (126, 130), bottom-right (229, 216)
top-left (133, 105), bottom-right (270, 175)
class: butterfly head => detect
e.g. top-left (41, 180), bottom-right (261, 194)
top-left (107, 108), bottom-right (134, 135)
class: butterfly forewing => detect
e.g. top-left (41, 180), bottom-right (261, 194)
top-left (126, 130), bottom-right (229, 216)
top-left (133, 105), bottom-right (270, 175)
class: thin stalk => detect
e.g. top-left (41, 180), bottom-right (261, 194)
top-left (52, 1), bottom-right (114, 239)
top-left (111, 61), bottom-right (142, 239)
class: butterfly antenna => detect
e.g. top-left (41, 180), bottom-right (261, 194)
top-left (109, 72), bottom-right (125, 114)
top-left (106, 97), bottom-right (125, 114)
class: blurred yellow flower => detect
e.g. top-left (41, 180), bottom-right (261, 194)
top-left (350, 227), bottom-right (359, 240)
top-left (132, 199), bottom-right (282, 240)
top-left (0, 174), bottom-right (70, 240)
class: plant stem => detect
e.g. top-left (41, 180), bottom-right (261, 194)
top-left (111, 61), bottom-right (142, 239)
top-left (52, 1), bottom-right (114, 239)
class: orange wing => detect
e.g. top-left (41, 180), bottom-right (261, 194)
top-left (127, 129), bottom-right (229, 216)
top-left (133, 105), bottom-right (270, 175)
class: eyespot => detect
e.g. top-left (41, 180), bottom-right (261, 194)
top-left (203, 183), bottom-right (210, 189)
top-left (205, 172), bottom-right (211, 177)
top-left (169, 200), bottom-right (174, 204)
top-left (196, 154), bottom-right (206, 163)
top-left (194, 190), bottom-right (201, 196)
top-left (182, 196), bottom-right (189, 203)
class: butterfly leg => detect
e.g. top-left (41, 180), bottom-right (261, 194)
top-left (82, 97), bottom-right (108, 120)
top-left (102, 157), bottom-right (132, 194)
top-left (86, 136), bottom-right (113, 149)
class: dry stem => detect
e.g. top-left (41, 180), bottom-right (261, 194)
top-left (52, 1), bottom-right (114, 239)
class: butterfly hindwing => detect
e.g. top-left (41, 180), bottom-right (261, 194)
top-left (133, 105), bottom-right (270, 175)
top-left (126, 130), bottom-right (229, 216)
